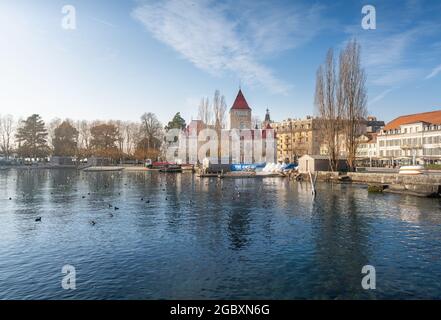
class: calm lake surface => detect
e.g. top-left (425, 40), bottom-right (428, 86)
top-left (1, 168), bottom-right (441, 299)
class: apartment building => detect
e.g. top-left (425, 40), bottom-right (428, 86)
top-left (377, 110), bottom-right (441, 165)
top-left (272, 117), bottom-right (321, 163)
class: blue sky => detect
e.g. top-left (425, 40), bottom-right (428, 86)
top-left (0, 0), bottom-right (440, 125)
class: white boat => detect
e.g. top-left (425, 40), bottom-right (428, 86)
top-left (399, 165), bottom-right (425, 175)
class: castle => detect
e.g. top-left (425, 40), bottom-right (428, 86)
top-left (229, 89), bottom-right (252, 129)
top-left (181, 89), bottom-right (276, 164)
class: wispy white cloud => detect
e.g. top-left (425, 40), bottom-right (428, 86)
top-left (91, 17), bottom-right (117, 28)
top-left (425, 64), bottom-right (441, 80)
top-left (369, 87), bottom-right (395, 105)
top-left (344, 20), bottom-right (440, 87)
top-left (370, 68), bottom-right (422, 86)
top-left (132, 0), bottom-right (325, 94)
top-left (359, 26), bottom-right (432, 86)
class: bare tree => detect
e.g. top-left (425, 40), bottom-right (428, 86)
top-left (213, 90), bottom-right (226, 130)
top-left (314, 48), bottom-right (343, 171)
top-left (251, 116), bottom-right (261, 129)
top-left (212, 90), bottom-right (227, 162)
top-left (198, 97), bottom-right (212, 126)
top-left (123, 121), bottom-right (139, 156)
top-left (140, 112), bottom-right (163, 151)
top-left (339, 39), bottom-right (367, 171)
top-left (0, 114), bottom-right (15, 160)
top-left (76, 120), bottom-right (92, 157)
top-left (48, 118), bottom-right (62, 152)
top-left (111, 120), bottom-right (125, 153)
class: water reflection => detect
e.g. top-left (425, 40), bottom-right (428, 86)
top-left (1, 169), bottom-right (441, 299)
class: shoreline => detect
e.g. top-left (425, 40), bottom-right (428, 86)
top-left (2, 166), bottom-right (441, 197)
top-left (307, 171), bottom-right (441, 198)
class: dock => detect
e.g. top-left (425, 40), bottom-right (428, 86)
top-left (83, 166), bottom-right (124, 172)
top-left (197, 172), bottom-right (286, 179)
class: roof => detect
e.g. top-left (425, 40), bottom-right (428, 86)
top-left (264, 108), bottom-right (271, 122)
top-left (384, 110), bottom-right (441, 130)
top-left (230, 89), bottom-right (251, 110)
top-left (262, 124), bottom-right (275, 139)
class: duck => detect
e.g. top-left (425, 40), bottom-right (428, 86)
top-left (90, 220), bottom-right (96, 226)
top-left (114, 206), bottom-right (119, 210)
top-left (35, 217), bottom-right (42, 222)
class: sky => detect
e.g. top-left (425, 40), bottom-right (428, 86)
top-left (0, 0), bottom-right (440, 125)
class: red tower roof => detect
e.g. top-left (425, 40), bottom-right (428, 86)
top-left (230, 89), bottom-right (251, 110)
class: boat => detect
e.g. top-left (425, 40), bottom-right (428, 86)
top-left (399, 165), bottom-right (426, 175)
top-left (147, 161), bottom-right (171, 170)
top-left (159, 164), bottom-right (182, 173)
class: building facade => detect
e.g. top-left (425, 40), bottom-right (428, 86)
top-left (355, 134), bottom-right (379, 166)
top-left (178, 89), bottom-right (276, 164)
top-left (377, 110), bottom-right (441, 165)
top-left (273, 115), bottom-right (384, 164)
top-left (273, 117), bottom-right (321, 163)
top-left (365, 116), bottom-right (385, 134)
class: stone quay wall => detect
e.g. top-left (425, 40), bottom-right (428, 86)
top-left (311, 171), bottom-right (441, 185)
top-left (309, 171), bottom-right (441, 196)
top-left (346, 172), bottom-right (441, 185)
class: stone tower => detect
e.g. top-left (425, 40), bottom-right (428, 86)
top-left (263, 108), bottom-right (271, 128)
top-left (229, 89), bottom-right (252, 129)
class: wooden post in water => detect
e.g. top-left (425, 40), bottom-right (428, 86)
top-left (309, 170), bottom-right (317, 196)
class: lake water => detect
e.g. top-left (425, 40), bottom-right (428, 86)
top-left (1, 169), bottom-right (441, 299)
